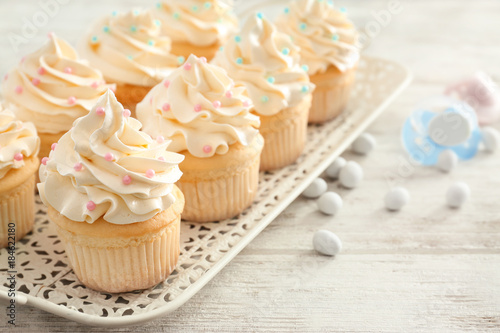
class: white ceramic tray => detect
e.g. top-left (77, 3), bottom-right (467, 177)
top-left (0, 55), bottom-right (411, 327)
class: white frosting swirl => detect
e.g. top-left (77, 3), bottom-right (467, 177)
top-left (212, 14), bottom-right (314, 116)
top-left (137, 54), bottom-right (260, 158)
top-left (154, 0), bottom-right (238, 47)
top-left (1, 34), bottom-right (114, 134)
top-left (275, 0), bottom-right (359, 74)
top-left (0, 103), bottom-right (40, 179)
top-left (79, 9), bottom-right (179, 86)
top-left (38, 90), bottom-right (184, 225)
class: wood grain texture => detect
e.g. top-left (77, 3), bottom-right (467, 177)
top-left (0, 0), bottom-right (499, 332)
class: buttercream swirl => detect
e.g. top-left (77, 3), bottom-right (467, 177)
top-left (79, 9), bottom-right (179, 86)
top-left (275, 0), bottom-right (359, 74)
top-left (0, 102), bottom-right (40, 179)
top-left (154, 0), bottom-right (238, 47)
top-left (1, 34), bottom-right (113, 134)
top-left (136, 54), bottom-right (260, 158)
top-left (38, 90), bottom-right (184, 224)
top-left (212, 14), bottom-right (314, 116)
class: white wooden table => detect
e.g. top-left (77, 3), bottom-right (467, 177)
top-left (0, 0), bottom-right (499, 331)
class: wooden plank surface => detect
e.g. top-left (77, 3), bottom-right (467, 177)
top-left (0, 0), bottom-right (499, 332)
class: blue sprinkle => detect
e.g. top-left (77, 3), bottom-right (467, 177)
top-left (299, 23), bottom-right (307, 31)
top-left (91, 36), bottom-right (98, 44)
top-left (154, 19), bottom-right (161, 26)
top-left (127, 55), bottom-right (133, 60)
top-left (192, 5), bottom-right (198, 12)
top-left (267, 77), bottom-right (275, 84)
top-left (133, 10), bottom-right (139, 15)
top-left (219, 46), bottom-right (224, 51)
top-left (284, 7), bottom-right (290, 14)
top-left (302, 65), bottom-right (309, 72)
top-left (261, 95), bottom-right (269, 103)
top-left (332, 34), bottom-right (339, 41)
top-left (204, 2), bottom-right (212, 9)
top-left (236, 57), bottom-right (243, 64)
top-left (234, 35), bottom-right (241, 43)
top-left (301, 85), bottom-right (309, 93)
top-left (112, 10), bottom-right (118, 16)
top-left (173, 12), bottom-right (180, 20)
top-left (177, 56), bottom-right (185, 64)
top-left (103, 26), bottom-right (110, 33)
top-left (156, 3), bottom-right (162, 9)
top-left (327, 0), bottom-right (334, 5)
top-left (256, 12), bottom-right (263, 19)
top-left (282, 48), bottom-right (290, 55)
top-left (130, 25), bottom-right (137, 33)
top-left (340, 7), bottom-right (347, 13)
top-left (148, 39), bottom-right (155, 46)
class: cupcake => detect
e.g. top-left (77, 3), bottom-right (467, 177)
top-left (212, 14), bottom-right (314, 171)
top-left (79, 9), bottom-right (180, 114)
top-left (1, 34), bottom-right (113, 159)
top-left (137, 55), bottom-right (263, 223)
top-left (153, 0), bottom-right (238, 60)
top-left (0, 102), bottom-right (40, 248)
top-left (38, 90), bottom-right (185, 293)
top-left (275, 0), bottom-right (359, 123)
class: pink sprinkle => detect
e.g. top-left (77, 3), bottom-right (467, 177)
top-left (123, 109), bottom-right (131, 117)
top-left (194, 104), bottom-right (202, 112)
top-left (14, 153), bottom-right (23, 161)
top-left (145, 169), bottom-right (155, 178)
top-left (41, 157), bottom-right (49, 165)
top-left (203, 145), bottom-right (212, 153)
top-left (162, 103), bottom-right (170, 112)
top-left (64, 67), bottom-right (73, 74)
top-left (47, 32), bottom-right (54, 38)
top-left (51, 143), bottom-right (57, 151)
top-left (156, 136), bottom-right (165, 144)
top-left (183, 63), bottom-right (192, 70)
top-left (212, 100), bottom-right (221, 108)
top-left (68, 96), bottom-right (76, 105)
top-left (32, 78), bottom-right (40, 86)
top-left (15, 86), bottom-right (23, 94)
top-left (158, 156), bottom-right (165, 161)
top-left (225, 91), bottom-right (233, 98)
top-left (110, 86), bottom-right (116, 93)
top-left (91, 81), bottom-right (99, 89)
top-left (104, 152), bottom-right (114, 161)
top-left (122, 175), bottom-right (132, 185)
top-left (149, 97), bottom-right (153, 105)
top-left (4, 74), bottom-right (8, 80)
top-left (20, 57), bottom-right (25, 63)
top-left (163, 80), bottom-right (170, 88)
top-left (96, 107), bottom-right (105, 115)
top-left (243, 100), bottom-right (250, 107)
top-left (38, 67), bottom-right (46, 75)
top-left (86, 201), bottom-right (96, 211)
top-left (74, 162), bottom-right (83, 171)
top-left (199, 57), bottom-right (207, 63)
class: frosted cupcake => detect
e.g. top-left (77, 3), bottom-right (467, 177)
top-left (275, 0), bottom-right (359, 123)
top-left (38, 90), bottom-right (185, 293)
top-left (137, 55), bottom-right (263, 223)
top-left (79, 9), bottom-right (180, 114)
top-left (1, 34), bottom-right (113, 159)
top-left (0, 102), bottom-right (40, 248)
top-left (153, 0), bottom-right (238, 60)
top-left (213, 14), bottom-right (314, 171)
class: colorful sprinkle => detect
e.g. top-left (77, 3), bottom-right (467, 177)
top-left (203, 145), bottom-right (212, 153)
top-left (302, 64), bottom-right (309, 72)
top-left (122, 175), bottom-right (132, 185)
top-left (243, 100), bottom-right (251, 107)
top-left (74, 162), bottom-right (83, 171)
top-left (103, 26), bottom-right (110, 33)
top-left (154, 19), bottom-right (161, 27)
top-left (204, 2), bottom-right (212, 9)
top-left (261, 95), bottom-right (269, 103)
top-left (4, 74), bottom-right (8, 81)
top-left (133, 10), bottom-right (139, 15)
top-left (234, 35), bottom-right (241, 43)
top-left (148, 39), bottom-right (155, 46)
top-left (130, 25), bottom-right (137, 33)
top-left (64, 67), bottom-right (72, 74)
top-left (173, 12), bottom-right (180, 20)
top-left (200, 57), bottom-right (207, 63)
top-left (158, 156), bottom-right (165, 161)
top-left (236, 57), bottom-right (243, 64)
top-left (86, 201), bottom-right (96, 211)
top-left (112, 10), bottom-right (118, 16)
top-left (32, 78), bottom-right (40, 86)
top-left (299, 23), bottom-right (307, 31)
top-left (301, 85), bottom-right (310, 93)
top-left (332, 34), bottom-right (339, 41)
top-left (104, 152), bottom-right (114, 161)
top-left (91, 81), bottom-right (99, 89)
top-left (162, 103), bottom-right (170, 112)
top-left (127, 55), bottom-right (133, 60)
top-left (67, 96), bottom-right (76, 105)
top-left (51, 143), bottom-right (57, 151)
top-left (194, 104), bottom-right (202, 112)
top-left (91, 36), bottom-right (98, 44)
top-left (47, 32), bottom-right (54, 38)
top-left (212, 100), bottom-right (221, 108)
top-left (163, 80), bottom-right (170, 88)
top-left (340, 7), bottom-right (347, 13)
top-left (225, 91), bottom-right (233, 98)
top-left (267, 76), bottom-right (275, 84)
top-left (41, 157), bottom-right (49, 165)
top-left (14, 153), bottom-right (23, 161)
top-left (192, 5), bottom-right (198, 12)
top-left (282, 48), bottom-right (290, 55)
top-left (15, 86), bottom-right (23, 94)
top-left (184, 63), bottom-right (192, 70)
top-left (219, 46), bottom-right (224, 51)
top-left (156, 136), bottom-right (165, 144)
top-left (177, 56), bottom-right (185, 64)
top-left (156, 3), bottom-right (161, 9)
top-left (256, 12), bottom-right (263, 19)
top-left (284, 7), bottom-right (290, 14)
top-left (146, 169), bottom-right (155, 178)
top-left (123, 109), bottom-right (131, 117)
top-left (20, 57), bottom-right (25, 63)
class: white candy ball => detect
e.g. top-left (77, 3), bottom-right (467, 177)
top-left (482, 127), bottom-right (500, 153)
top-left (446, 182), bottom-right (470, 208)
top-left (384, 187), bottom-right (410, 211)
top-left (437, 150), bottom-right (458, 173)
top-left (302, 178), bottom-right (328, 198)
top-left (313, 230), bottom-right (342, 256)
top-left (317, 192), bottom-right (343, 215)
top-left (352, 133), bottom-right (376, 155)
top-left (326, 157), bottom-right (346, 179)
top-left (339, 161), bottom-right (363, 189)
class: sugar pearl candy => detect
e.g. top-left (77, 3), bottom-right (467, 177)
top-left (302, 178), bottom-right (327, 198)
top-left (437, 150), bottom-right (458, 173)
top-left (313, 230), bottom-right (342, 256)
top-left (352, 133), bottom-right (376, 155)
top-left (326, 157), bottom-right (346, 179)
top-left (339, 161), bottom-right (363, 189)
top-left (317, 192), bottom-right (343, 215)
top-left (446, 182), bottom-right (470, 208)
top-left (482, 127), bottom-right (499, 153)
top-left (384, 187), bottom-right (410, 211)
